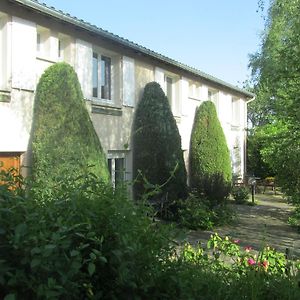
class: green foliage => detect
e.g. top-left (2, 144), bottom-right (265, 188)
top-left (0, 169), bottom-right (173, 299)
top-left (177, 194), bottom-right (236, 230)
top-left (248, 0), bottom-right (300, 203)
top-left (133, 81), bottom-right (187, 215)
top-left (1, 170), bottom-right (300, 299)
top-left (288, 206), bottom-right (300, 232)
top-left (190, 101), bottom-right (232, 205)
top-left (232, 186), bottom-right (250, 204)
top-left (177, 195), bottom-right (215, 230)
top-left (32, 62), bottom-right (109, 193)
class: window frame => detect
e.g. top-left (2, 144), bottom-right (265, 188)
top-left (107, 152), bottom-right (126, 188)
top-left (92, 49), bottom-right (117, 103)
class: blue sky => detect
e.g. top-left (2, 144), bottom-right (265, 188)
top-left (40, 0), bottom-right (267, 87)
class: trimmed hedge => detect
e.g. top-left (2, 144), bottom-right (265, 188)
top-left (133, 82), bottom-right (187, 214)
top-left (32, 63), bottom-right (109, 191)
top-left (190, 101), bottom-right (232, 205)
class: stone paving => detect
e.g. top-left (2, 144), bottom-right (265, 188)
top-left (186, 191), bottom-right (300, 258)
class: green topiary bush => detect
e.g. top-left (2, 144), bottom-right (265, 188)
top-left (190, 101), bottom-right (232, 206)
top-left (133, 82), bottom-right (187, 217)
top-left (32, 62), bottom-right (109, 192)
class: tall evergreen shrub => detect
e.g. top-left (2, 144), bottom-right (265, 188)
top-left (32, 63), bottom-right (109, 190)
top-left (190, 101), bottom-right (232, 205)
top-left (133, 82), bottom-right (187, 213)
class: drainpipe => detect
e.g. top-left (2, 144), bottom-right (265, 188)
top-left (244, 95), bottom-right (256, 181)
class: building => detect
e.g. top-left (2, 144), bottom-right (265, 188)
top-left (0, 0), bottom-right (254, 186)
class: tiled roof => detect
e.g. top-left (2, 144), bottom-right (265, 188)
top-left (10, 0), bottom-right (254, 98)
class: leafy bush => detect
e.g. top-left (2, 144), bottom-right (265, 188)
top-left (1, 171), bottom-right (300, 299)
top-left (288, 206), bottom-right (300, 232)
top-left (133, 81), bottom-right (187, 216)
top-left (232, 186), bottom-right (250, 204)
top-left (178, 195), bottom-right (215, 230)
top-left (0, 169), bottom-right (173, 299)
top-left (190, 101), bottom-right (232, 206)
top-left (32, 62), bottom-right (110, 194)
top-left (177, 194), bottom-right (235, 230)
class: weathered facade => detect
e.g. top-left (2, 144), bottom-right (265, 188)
top-left (0, 0), bottom-right (254, 185)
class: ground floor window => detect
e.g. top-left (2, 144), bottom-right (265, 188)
top-left (107, 153), bottom-right (126, 188)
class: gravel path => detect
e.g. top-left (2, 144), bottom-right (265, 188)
top-left (186, 192), bottom-right (300, 258)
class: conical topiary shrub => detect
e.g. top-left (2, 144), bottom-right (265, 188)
top-left (32, 62), bottom-right (109, 191)
top-left (133, 81), bottom-right (187, 216)
top-left (190, 101), bottom-right (232, 206)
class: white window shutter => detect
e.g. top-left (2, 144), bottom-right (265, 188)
top-left (180, 78), bottom-right (189, 116)
top-left (154, 67), bottom-right (165, 91)
top-left (11, 17), bottom-right (36, 90)
top-left (122, 56), bottom-right (135, 106)
top-left (75, 39), bottom-right (92, 99)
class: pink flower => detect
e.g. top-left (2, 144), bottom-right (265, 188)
top-left (247, 258), bottom-right (256, 266)
top-left (244, 246), bottom-right (253, 252)
top-left (234, 239), bottom-right (240, 244)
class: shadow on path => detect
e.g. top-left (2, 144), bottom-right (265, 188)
top-left (186, 192), bottom-right (300, 258)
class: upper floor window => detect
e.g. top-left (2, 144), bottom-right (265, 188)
top-left (36, 26), bottom-right (50, 58)
top-left (93, 52), bottom-right (114, 101)
top-left (101, 56), bottom-right (111, 100)
top-left (232, 97), bottom-right (240, 126)
top-left (188, 81), bottom-right (201, 100)
top-left (165, 76), bottom-right (173, 105)
top-left (0, 13), bottom-right (10, 91)
top-left (208, 88), bottom-right (219, 112)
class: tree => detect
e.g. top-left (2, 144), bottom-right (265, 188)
top-left (133, 82), bottom-right (187, 215)
top-left (249, 0), bottom-right (300, 202)
top-left (32, 62), bottom-right (110, 192)
top-left (190, 101), bottom-right (232, 206)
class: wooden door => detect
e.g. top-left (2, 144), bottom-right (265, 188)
top-left (0, 153), bottom-right (20, 172)
top-left (0, 153), bottom-right (20, 186)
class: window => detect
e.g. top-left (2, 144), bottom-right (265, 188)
top-left (92, 52), bottom-right (112, 101)
top-left (108, 156), bottom-right (125, 188)
top-left (208, 89), bottom-right (219, 113)
top-left (101, 56), bottom-right (111, 100)
top-left (166, 76), bottom-right (173, 105)
top-left (0, 13), bottom-right (10, 91)
top-left (36, 26), bottom-right (50, 57)
top-left (188, 81), bottom-right (201, 99)
top-left (232, 97), bottom-right (240, 126)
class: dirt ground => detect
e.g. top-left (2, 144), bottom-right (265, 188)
top-left (186, 190), bottom-right (300, 258)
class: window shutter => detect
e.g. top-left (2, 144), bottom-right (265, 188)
top-left (122, 56), bottom-right (135, 106)
top-left (180, 78), bottom-right (189, 116)
top-left (75, 39), bottom-right (92, 99)
top-left (11, 17), bottom-right (36, 90)
top-left (154, 67), bottom-right (165, 91)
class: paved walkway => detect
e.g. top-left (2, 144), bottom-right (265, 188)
top-left (186, 192), bottom-right (300, 258)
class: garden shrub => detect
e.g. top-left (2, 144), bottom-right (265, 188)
top-left (1, 170), bottom-right (300, 299)
top-left (133, 81), bottom-right (187, 217)
top-left (231, 186), bottom-right (250, 204)
top-left (177, 193), bottom-right (236, 230)
top-left (190, 101), bottom-right (232, 206)
top-left (0, 169), bottom-right (174, 299)
top-left (31, 62), bottom-right (109, 193)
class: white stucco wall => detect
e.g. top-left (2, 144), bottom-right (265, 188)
top-left (0, 5), bottom-right (250, 181)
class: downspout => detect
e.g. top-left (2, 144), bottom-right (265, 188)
top-left (244, 95), bottom-right (256, 181)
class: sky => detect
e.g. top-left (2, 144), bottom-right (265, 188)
top-left (39, 0), bottom-right (268, 87)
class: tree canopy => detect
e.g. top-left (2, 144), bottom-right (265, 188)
top-left (248, 0), bottom-right (300, 202)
